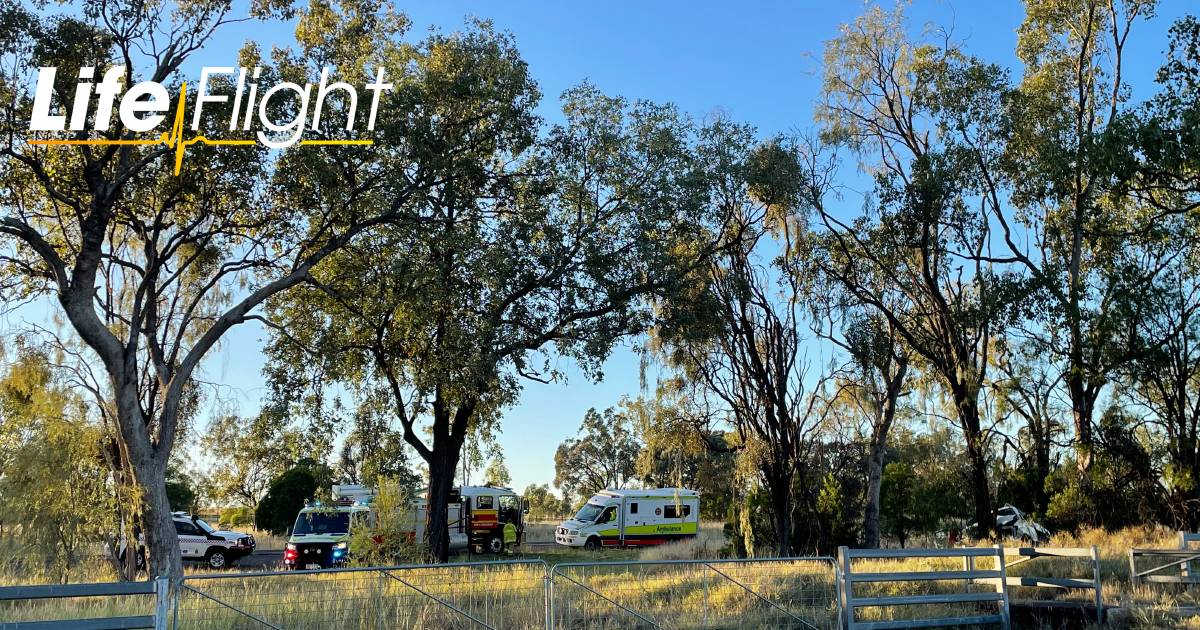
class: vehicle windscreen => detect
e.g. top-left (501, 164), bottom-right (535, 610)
top-left (292, 511), bottom-right (351, 535)
top-left (194, 518), bottom-right (216, 534)
top-left (574, 502), bottom-right (605, 522)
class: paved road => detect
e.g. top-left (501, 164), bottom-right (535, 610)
top-left (222, 543), bottom-right (561, 573)
top-left (229, 549), bottom-right (283, 571)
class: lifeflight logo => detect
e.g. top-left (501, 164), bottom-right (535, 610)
top-left (28, 66), bottom-right (392, 175)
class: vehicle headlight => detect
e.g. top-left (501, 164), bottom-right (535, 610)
top-left (333, 541), bottom-right (348, 550)
top-left (569, 530), bottom-right (578, 536)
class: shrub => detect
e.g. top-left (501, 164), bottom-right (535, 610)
top-left (255, 467), bottom-right (319, 535)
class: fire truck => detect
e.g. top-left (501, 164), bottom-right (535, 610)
top-left (284, 484), bottom-right (524, 568)
top-left (453, 485), bottom-right (525, 554)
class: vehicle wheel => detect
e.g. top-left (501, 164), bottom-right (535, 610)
top-left (205, 549), bottom-right (228, 570)
top-left (584, 537), bottom-right (601, 552)
top-left (487, 535), bottom-right (504, 554)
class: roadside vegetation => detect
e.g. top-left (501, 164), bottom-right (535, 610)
top-left (0, 5), bottom-right (1198, 630)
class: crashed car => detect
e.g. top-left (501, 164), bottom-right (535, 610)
top-left (967, 504), bottom-right (1051, 543)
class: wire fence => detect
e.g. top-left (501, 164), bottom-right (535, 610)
top-left (548, 557), bottom-right (838, 630)
top-left (174, 560), bottom-right (549, 630)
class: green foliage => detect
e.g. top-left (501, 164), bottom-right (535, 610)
top-left (165, 479), bottom-right (196, 514)
top-left (629, 395), bottom-right (737, 520)
top-left (255, 462), bottom-right (333, 536)
top-left (522, 484), bottom-right (570, 520)
top-left (483, 453), bottom-right (511, 487)
top-left (814, 473), bottom-right (858, 550)
top-left (1045, 408), bottom-right (1167, 531)
top-left (879, 427), bottom-right (973, 545)
top-left (201, 412), bottom-right (299, 508)
top-left (554, 406), bottom-right (641, 503)
top-left (218, 507), bottom-right (256, 530)
top-left (348, 478), bottom-right (424, 566)
top-left (0, 347), bottom-right (116, 581)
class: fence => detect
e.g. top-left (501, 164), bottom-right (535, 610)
top-left (0, 548), bottom-right (1129, 629)
top-left (174, 560), bottom-right (549, 630)
top-left (548, 557), bottom-right (837, 630)
top-left (988, 546), bottom-right (1103, 623)
top-left (1129, 548), bottom-right (1200, 586)
top-left (837, 546), bottom-right (1011, 630)
top-left (0, 577), bottom-right (169, 630)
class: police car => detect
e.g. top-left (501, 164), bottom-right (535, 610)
top-left (116, 512), bottom-right (256, 570)
top-left (172, 512), bottom-right (256, 569)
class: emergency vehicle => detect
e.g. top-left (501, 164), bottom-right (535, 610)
top-left (283, 486), bottom-right (372, 570)
top-left (455, 485), bottom-right (525, 554)
top-left (283, 484), bottom-right (524, 568)
top-left (555, 488), bottom-right (699, 550)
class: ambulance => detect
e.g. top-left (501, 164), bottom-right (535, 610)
top-left (283, 484), bottom-right (524, 568)
top-left (283, 485), bottom-right (374, 570)
top-left (555, 488), bottom-right (699, 550)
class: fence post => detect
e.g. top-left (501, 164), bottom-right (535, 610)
top-left (1181, 531), bottom-right (1189, 578)
top-left (172, 578), bottom-right (181, 630)
top-left (702, 563), bottom-right (709, 627)
top-left (838, 546), bottom-right (851, 630)
top-left (995, 545), bottom-right (1011, 630)
top-left (547, 566), bottom-right (556, 630)
top-left (1129, 549), bottom-right (1140, 586)
top-left (377, 570), bottom-right (387, 630)
top-left (963, 554), bottom-right (976, 592)
top-left (153, 576), bottom-right (170, 630)
top-left (544, 565), bottom-right (552, 630)
top-left (1091, 545), bottom-right (1104, 624)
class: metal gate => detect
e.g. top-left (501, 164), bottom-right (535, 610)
top-left (173, 559), bottom-right (549, 630)
top-left (548, 557), bottom-right (838, 630)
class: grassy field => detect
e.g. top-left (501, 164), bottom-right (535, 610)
top-left (6, 524), bottom-right (1200, 628)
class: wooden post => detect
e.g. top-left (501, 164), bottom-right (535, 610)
top-left (153, 576), bottom-right (170, 630)
top-left (1128, 549), bottom-right (1140, 586)
top-left (1180, 531), bottom-right (1189, 578)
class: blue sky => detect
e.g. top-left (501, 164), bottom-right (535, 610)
top-left (204, 0), bottom-right (1191, 493)
top-left (11, 1), bottom-right (1194, 496)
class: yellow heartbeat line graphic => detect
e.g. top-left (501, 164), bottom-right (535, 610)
top-left (28, 82), bottom-right (372, 175)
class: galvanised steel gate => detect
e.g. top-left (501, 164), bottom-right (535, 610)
top-left (174, 559), bottom-right (549, 630)
top-left (548, 557), bottom-right (839, 630)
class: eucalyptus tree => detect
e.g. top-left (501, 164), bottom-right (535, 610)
top-left (814, 6), bottom-right (1029, 538)
top-left (554, 407), bottom-right (640, 504)
top-left (652, 134), bottom-right (844, 555)
top-left (1124, 266), bottom-right (1200, 527)
top-left (993, 0), bottom-right (1168, 465)
top-left (263, 76), bottom-right (740, 560)
top-left (0, 0), bottom-right (513, 577)
top-left (802, 226), bottom-right (913, 548)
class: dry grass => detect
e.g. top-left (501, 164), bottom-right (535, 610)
top-left (9, 525), bottom-right (1200, 628)
top-left (638, 521), bottom-right (728, 561)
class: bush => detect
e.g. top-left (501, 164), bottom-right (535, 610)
top-left (255, 467), bottom-right (319, 535)
top-left (165, 479), bottom-right (196, 513)
top-left (219, 506), bottom-right (255, 529)
top-left (348, 477), bottom-right (425, 565)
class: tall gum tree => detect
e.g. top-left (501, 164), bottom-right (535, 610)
top-left (0, 0), bottom-right (495, 577)
top-left (997, 0), bottom-right (1167, 467)
top-left (653, 136), bottom-right (842, 556)
top-left (262, 74), bottom-right (742, 560)
top-left (814, 6), bottom-right (1030, 538)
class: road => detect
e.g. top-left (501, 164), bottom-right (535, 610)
top-left (223, 542), bottom-right (561, 572)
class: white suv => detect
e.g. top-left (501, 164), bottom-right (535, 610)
top-left (115, 513), bottom-right (256, 570)
top-left (173, 513), bottom-right (256, 569)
